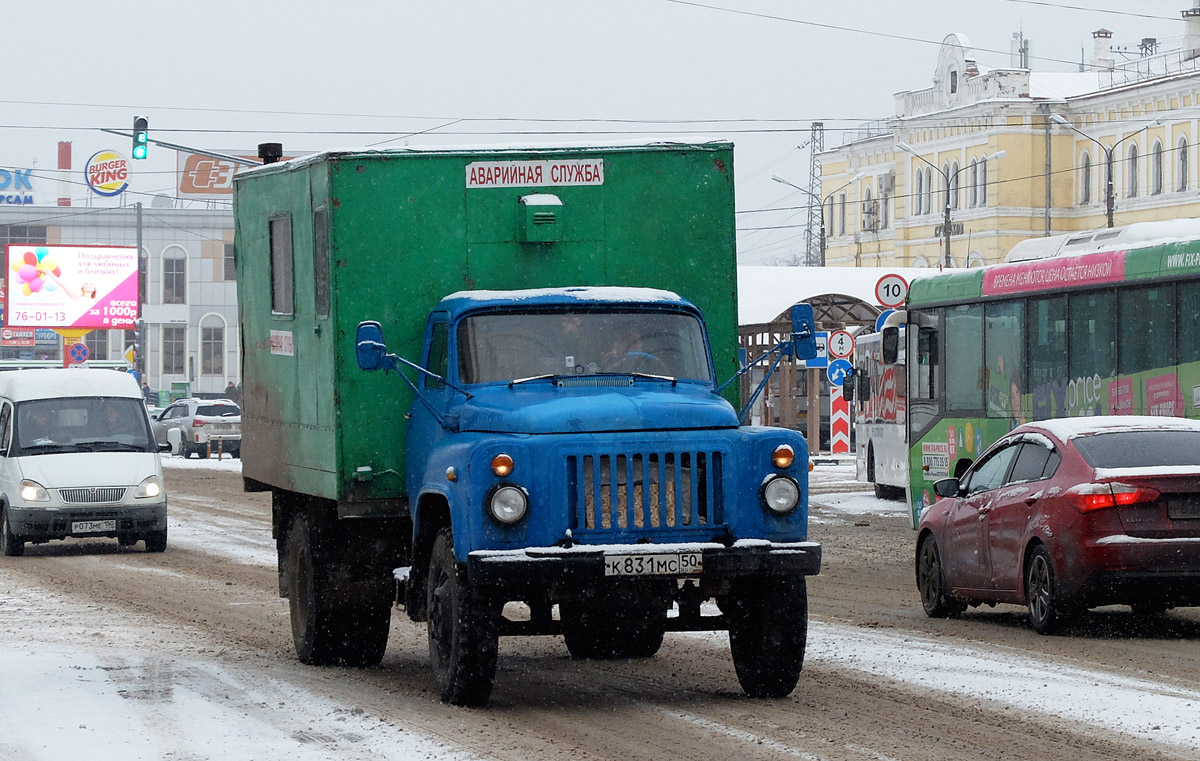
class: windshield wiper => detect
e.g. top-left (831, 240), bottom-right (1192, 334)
top-left (508, 374), bottom-right (557, 387)
top-left (75, 440), bottom-right (152, 452)
top-left (629, 372), bottom-right (677, 384)
top-left (22, 443), bottom-right (86, 454)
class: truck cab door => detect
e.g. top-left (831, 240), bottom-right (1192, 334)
top-left (406, 315), bottom-right (453, 486)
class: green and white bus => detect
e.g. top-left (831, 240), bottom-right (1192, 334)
top-left (892, 219), bottom-right (1200, 528)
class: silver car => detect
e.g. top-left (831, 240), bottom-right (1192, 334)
top-left (151, 398), bottom-right (241, 458)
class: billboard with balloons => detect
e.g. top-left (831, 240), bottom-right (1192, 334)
top-left (4, 244), bottom-right (139, 329)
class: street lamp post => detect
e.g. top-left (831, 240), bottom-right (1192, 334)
top-left (896, 143), bottom-right (1006, 267)
top-left (772, 172), bottom-right (864, 266)
top-left (1050, 113), bottom-right (1162, 228)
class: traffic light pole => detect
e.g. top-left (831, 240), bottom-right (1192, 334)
top-left (99, 129), bottom-right (264, 166)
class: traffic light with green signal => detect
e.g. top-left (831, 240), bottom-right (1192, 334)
top-left (132, 116), bottom-right (149, 160)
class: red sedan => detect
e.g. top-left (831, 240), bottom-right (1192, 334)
top-left (915, 416), bottom-right (1200, 633)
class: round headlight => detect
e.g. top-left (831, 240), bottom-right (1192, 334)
top-left (761, 476), bottom-right (800, 515)
top-left (488, 485), bottom-right (528, 524)
top-left (772, 444), bottom-right (795, 469)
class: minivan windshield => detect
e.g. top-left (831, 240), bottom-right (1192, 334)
top-left (456, 309), bottom-right (712, 384)
top-left (14, 397), bottom-right (155, 455)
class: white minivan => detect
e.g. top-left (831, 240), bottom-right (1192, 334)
top-left (0, 368), bottom-right (168, 556)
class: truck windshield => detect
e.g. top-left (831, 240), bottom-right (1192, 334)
top-left (457, 310), bottom-right (712, 384)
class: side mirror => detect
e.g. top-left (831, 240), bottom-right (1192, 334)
top-left (933, 478), bottom-right (960, 498)
top-left (842, 372), bottom-right (855, 403)
top-left (166, 427), bottom-right (183, 455)
top-left (356, 321), bottom-right (388, 371)
top-left (790, 304), bottom-right (817, 361)
top-left (881, 326), bottom-right (900, 364)
top-left (856, 370), bottom-right (871, 402)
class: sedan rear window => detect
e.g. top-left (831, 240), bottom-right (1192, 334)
top-left (1074, 430), bottom-right (1200, 468)
top-left (198, 404), bottom-right (240, 416)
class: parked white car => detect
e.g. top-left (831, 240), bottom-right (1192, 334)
top-left (150, 398), bottom-right (241, 458)
top-left (0, 368), bottom-right (169, 555)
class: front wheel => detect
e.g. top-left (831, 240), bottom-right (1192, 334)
top-left (1026, 545), bottom-right (1072, 634)
top-left (727, 575), bottom-right (807, 698)
top-left (427, 528), bottom-right (499, 706)
top-left (1, 506), bottom-right (25, 557)
top-left (916, 535), bottom-right (964, 617)
top-left (144, 527), bottom-right (168, 553)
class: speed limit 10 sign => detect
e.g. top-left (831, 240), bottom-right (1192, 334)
top-left (828, 329), bottom-right (854, 359)
top-left (875, 273), bottom-right (909, 308)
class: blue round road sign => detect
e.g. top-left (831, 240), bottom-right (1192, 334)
top-left (68, 342), bottom-right (90, 364)
top-left (827, 358), bottom-right (852, 386)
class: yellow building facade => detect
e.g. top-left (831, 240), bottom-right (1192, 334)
top-left (819, 17), bottom-right (1200, 268)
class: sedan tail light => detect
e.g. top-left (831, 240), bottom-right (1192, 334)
top-left (1067, 482), bottom-right (1162, 513)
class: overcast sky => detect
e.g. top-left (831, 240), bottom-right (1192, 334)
top-left (5, 1), bottom-right (1190, 263)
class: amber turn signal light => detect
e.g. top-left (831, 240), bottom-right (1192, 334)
top-left (491, 453), bottom-right (515, 477)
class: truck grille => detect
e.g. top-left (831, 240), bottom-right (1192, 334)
top-left (567, 450), bottom-right (723, 531)
top-left (59, 487), bottom-right (127, 505)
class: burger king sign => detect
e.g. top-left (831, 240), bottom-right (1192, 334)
top-left (85, 150), bottom-right (129, 197)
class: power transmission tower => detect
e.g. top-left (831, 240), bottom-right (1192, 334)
top-left (804, 122), bottom-right (824, 266)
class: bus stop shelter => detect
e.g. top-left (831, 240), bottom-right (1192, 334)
top-left (737, 266), bottom-right (931, 454)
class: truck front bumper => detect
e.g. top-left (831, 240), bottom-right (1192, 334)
top-left (468, 540), bottom-right (821, 586)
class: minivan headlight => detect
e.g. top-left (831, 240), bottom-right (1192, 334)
top-left (20, 479), bottom-right (50, 502)
top-left (135, 476), bottom-right (163, 499)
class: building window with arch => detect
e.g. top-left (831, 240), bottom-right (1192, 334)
top-left (1081, 151), bottom-right (1092, 204)
top-left (162, 325), bottom-right (185, 375)
top-left (968, 160), bottom-right (978, 207)
top-left (924, 167), bottom-right (933, 214)
top-left (862, 187), bottom-right (875, 231)
top-left (838, 193), bottom-right (846, 235)
top-left (1127, 144), bottom-right (1139, 199)
top-left (942, 163), bottom-right (953, 211)
top-left (979, 160), bottom-right (989, 206)
top-left (913, 171), bottom-right (923, 216)
top-left (163, 252), bottom-right (187, 304)
top-left (201, 318), bottom-right (225, 376)
top-left (1151, 141), bottom-right (1164, 195)
top-left (1179, 137), bottom-right (1190, 191)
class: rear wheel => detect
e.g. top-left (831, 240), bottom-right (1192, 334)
top-left (1, 506), bottom-right (25, 557)
top-left (1026, 545), bottom-right (1071, 634)
top-left (916, 535), bottom-right (964, 617)
top-left (727, 575), bottom-right (807, 698)
top-left (427, 528), bottom-right (498, 706)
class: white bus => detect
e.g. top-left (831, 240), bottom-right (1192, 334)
top-left (852, 311), bottom-right (907, 500)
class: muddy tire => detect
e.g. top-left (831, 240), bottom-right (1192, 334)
top-left (144, 527), bottom-right (168, 553)
top-left (727, 575), bottom-right (807, 698)
top-left (916, 535), bottom-right (964, 617)
top-left (1026, 544), bottom-right (1072, 635)
top-left (427, 528), bottom-right (498, 706)
top-left (1, 506), bottom-right (25, 557)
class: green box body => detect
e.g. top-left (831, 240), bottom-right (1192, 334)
top-left (233, 142), bottom-right (740, 511)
